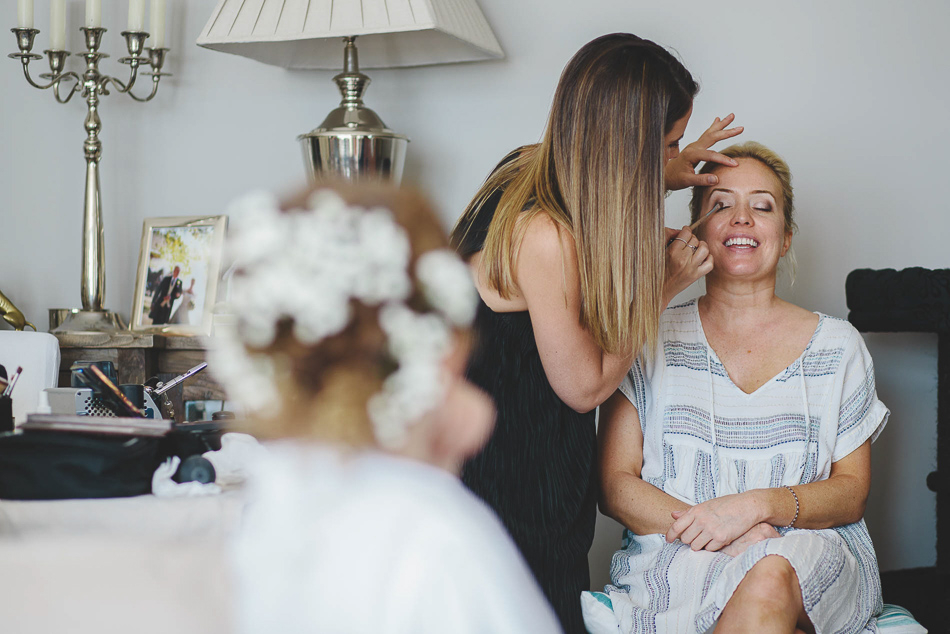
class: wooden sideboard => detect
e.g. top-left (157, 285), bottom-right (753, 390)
top-left (54, 331), bottom-right (225, 421)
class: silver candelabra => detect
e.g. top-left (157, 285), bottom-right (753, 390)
top-left (10, 25), bottom-right (170, 333)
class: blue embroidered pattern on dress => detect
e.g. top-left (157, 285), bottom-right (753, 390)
top-left (647, 543), bottom-right (684, 611)
top-left (699, 553), bottom-right (731, 603)
top-left (664, 341), bottom-right (729, 378)
top-left (769, 454), bottom-right (787, 488)
top-left (693, 451), bottom-right (716, 503)
top-left (774, 347), bottom-right (843, 382)
top-left (694, 603), bottom-right (719, 634)
top-left (665, 407), bottom-right (818, 451)
top-left (839, 363), bottom-right (876, 438)
top-left (800, 531), bottom-right (847, 611)
top-left (628, 359), bottom-right (649, 415)
top-left (735, 458), bottom-right (748, 492)
top-left (802, 441), bottom-right (820, 484)
top-left (834, 521), bottom-right (884, 632)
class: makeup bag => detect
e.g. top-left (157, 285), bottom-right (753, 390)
top-left (0, 430), bottom-right (164, 500)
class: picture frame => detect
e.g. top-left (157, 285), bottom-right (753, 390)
top-left (131, 215), bottom-right (228, 335)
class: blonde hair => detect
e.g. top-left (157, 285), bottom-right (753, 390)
top-left (688, 141), bottom-right (797, 282)
top-left (250, 183), bottom-right (465, 445)
top-left (451, 34), bottom-right (697, 354)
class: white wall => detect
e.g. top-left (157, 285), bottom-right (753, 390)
top-left (2, 0), bottom-right (947, 585)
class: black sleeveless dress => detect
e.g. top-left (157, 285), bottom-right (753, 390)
top-left (457, 186), bottom-right (598, 634)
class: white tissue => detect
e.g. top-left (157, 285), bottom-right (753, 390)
top-left (202, 433), bottom-right (265, 486)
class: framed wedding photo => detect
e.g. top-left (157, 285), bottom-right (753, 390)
top-left (131, 215), bottom-right (228, 335)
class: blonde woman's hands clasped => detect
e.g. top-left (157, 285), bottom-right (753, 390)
top-left (665, 114), bottom-right (744, 191)
top-left (720, 523), bottom-right (782, 558)
top-left (664, 226), bottom-right (712, 305)
top-left (665, 491), bottom-right (775, 555)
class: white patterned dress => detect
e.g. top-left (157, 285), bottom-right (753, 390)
top-left (582, 299), bottom-right (889, 634)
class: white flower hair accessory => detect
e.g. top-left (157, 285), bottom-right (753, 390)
top-left (416, 249), bottom-right (479, 327)
top-left (210, 189), bottom-right (478, 449)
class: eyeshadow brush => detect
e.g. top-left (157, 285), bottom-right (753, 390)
top-left (688, 202), bottom-right (725, 232)
top-left (667, 202), bottom-right (725, 247)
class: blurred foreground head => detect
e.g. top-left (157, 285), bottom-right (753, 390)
top-left (210, 183), bottom-right (494, 471)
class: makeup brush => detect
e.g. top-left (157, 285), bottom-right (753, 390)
top-left (688, 202), bottom-right (725, 232)
top-left (667, 202), bottom-right (726, 247)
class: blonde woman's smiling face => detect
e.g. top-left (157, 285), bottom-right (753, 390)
top-left (698, 158), bottom-right (791, 283)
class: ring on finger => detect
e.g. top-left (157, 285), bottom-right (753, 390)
top-left (670, 237), bottom-right (690, 248)
top-left (688, 244), bottom-right (698, 251)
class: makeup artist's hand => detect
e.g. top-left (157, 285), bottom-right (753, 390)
top-left (663, 227), bottom-right (712, 307)
top-left (665, 114), bottom-right (744, 191)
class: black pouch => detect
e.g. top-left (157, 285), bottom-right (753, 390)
top-left (0, 430), bottom-right (164, 500)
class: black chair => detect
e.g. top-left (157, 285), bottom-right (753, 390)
top-left (847, 267), bottom-right (950, 629)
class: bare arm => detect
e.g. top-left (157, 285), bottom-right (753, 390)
top-left (598, 390), bottom-right (690, 534)
top-left (515, 215), bottom-right (635, 413)
top-left (756, 440), bottom-right (871, 529)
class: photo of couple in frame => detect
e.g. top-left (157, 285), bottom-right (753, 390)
top-left (130, 215), bottom-right (228, 336)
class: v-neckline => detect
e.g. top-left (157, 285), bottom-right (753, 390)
top-left (692, 299), bottom-right (824, 397)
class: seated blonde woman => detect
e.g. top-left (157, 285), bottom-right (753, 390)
top-left (209, 184), bottom-right (560, 633)
top-left (582, 143), bottom-right (923, 633)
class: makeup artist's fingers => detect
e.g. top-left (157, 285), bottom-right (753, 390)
top-left (695, 114), bottom-right (744, 148)
top-left (692, 242), bottom-right (710, 264)
top-left (708, 112), bottom-right (737, 133)
top-left (696, 249), bottom-right (714, 278)
top-left (716, 112), bottom-right (736, 128)
top-left (701, 149), bottom-right (743, 167)
top-left (703, 125), bottom-right (744, 146)
top-left (670, 168), bottom-right (721, 188)
top-left (672, 226), bottom-right (695, 244)
top-left (663, 229), bottom-right (710, 301)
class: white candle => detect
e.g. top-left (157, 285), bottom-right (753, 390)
top-left (128, 0), bottom-right (146, 31)
top-left (150, 0), bottom-right (166, 48)
top-left (50, 0), bottom-right (66, 50)
top-left (85, 0), bottom-right (101, 28)
top-left (17, 0), bottom-right (34, 29)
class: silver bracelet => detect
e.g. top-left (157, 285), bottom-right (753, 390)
top-left (783, 485), bottom-right (800, 529)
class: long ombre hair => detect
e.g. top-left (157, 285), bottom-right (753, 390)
top-left (451, 34), bottom-right (697, 354)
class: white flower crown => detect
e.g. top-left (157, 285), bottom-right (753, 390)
top-left (208, 189), bottom-right (478, 448)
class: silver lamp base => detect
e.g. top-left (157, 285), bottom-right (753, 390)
top-left (51, 309), bottom-right (126, 334)
top-left (300, 131), bottom-right (408, 184)
top-left (299, 36), bottom-right (409, 184)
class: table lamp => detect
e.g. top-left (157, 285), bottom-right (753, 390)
top-left (196, 0), bottom-right (504, 183)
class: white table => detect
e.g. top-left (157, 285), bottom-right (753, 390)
top-left (0, 491), bottom-right (244, 634)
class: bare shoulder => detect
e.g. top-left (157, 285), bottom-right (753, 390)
top-left (516, 212), bottom-right (577, 275)
top-left (469, 250), bottom-right (526, 313)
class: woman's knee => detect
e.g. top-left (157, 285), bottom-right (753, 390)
top-left (741, 555), bottom-right (802, 608)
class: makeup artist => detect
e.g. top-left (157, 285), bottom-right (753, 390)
top-left (450, 33), bottom-right (742, 633)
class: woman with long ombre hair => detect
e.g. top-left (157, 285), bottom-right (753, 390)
top-left (451, 33), bottom-right (742, 632)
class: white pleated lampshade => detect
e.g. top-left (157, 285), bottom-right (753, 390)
top-left (196, 0), bottom-right (504, 69)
